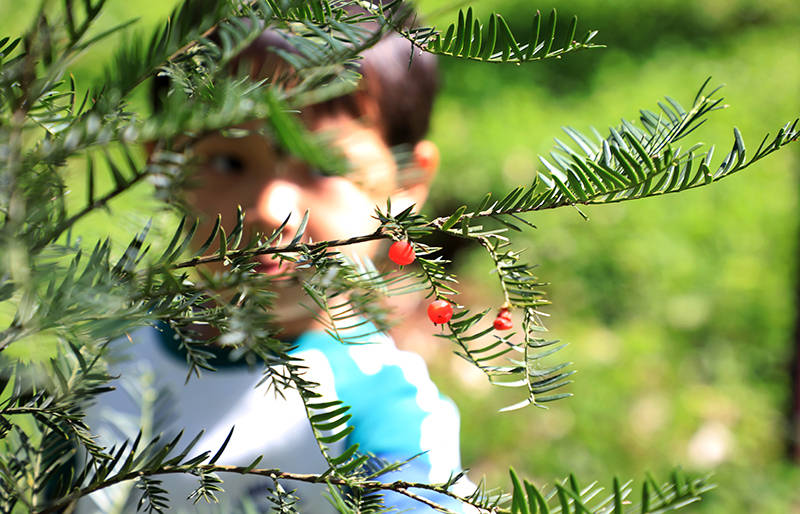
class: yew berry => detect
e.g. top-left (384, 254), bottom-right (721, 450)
top-left (427, 299), bottom-right (453, 325)
top-left (494, 307), bottom-right (512, 330)
top-left (493, 316), bottom-right (513, 331)
top-left (388, 240), bottom-right (415, 266)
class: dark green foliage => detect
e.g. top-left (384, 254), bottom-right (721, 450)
top-left (505, 468), bottom-right (714, 514)
top-left (136, 476), bottom-right (170, 513)
top-left (441, 81), bottom-right (798, 219)
top-left (418, 8), bottom-right (601, 63)
top-left (266, 480), bottom-right (301, 513)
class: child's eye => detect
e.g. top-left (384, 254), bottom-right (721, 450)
top-left (208, 154), bottom-right (245, 175)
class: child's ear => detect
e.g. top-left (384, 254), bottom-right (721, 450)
top-left (391, 140), bottom-right (439, 215)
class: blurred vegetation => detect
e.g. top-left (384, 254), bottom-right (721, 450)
top-left (2, 0), bottom-right (798, 512)
top-left (422, 1), bottom-right (800, 513)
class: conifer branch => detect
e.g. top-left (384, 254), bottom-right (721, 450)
top-left (171, 228), bottom-right (385, 269)
top-left (172, 82), bottom-right (797, 273)
top-left (35, 460), bottom-right (713, 514)
top-left (36, 463), bottom-right (470, 514)
top-left (427, 84), bottom-right (799, 225)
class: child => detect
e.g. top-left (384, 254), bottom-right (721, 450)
top-left (81, 10), bottom-right (473, 514)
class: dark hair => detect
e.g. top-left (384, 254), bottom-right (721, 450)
top-left (152, 17), bottom-right (438, 148)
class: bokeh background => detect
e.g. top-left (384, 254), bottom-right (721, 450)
top-left (2, 0), bottom-right (799, 512)
top-left (422, 2), bottom-right (800, 513)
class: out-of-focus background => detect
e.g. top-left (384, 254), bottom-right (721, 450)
top-left (2, 0), bottom-right (799, 511)
top-left (421, 2), bottom-right (800, 513)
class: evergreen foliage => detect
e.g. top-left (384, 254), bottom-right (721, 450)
top-left (0, 0), bottom-right (796, 512)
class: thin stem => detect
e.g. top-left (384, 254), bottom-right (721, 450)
top-left (37, 463), bottom-right (485, 514)
top-left (394, 487), bottom-right (457, 513)
top-left (171, 228), bottom-right (386, 269)
top-left (33, 171), bottom-right (149, 253)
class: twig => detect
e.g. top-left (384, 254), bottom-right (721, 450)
top-left (171, 228), bottom-right (386, 269)
top-left (37, 463), bottom-right (485, 514)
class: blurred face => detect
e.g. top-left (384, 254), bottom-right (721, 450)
top-left (187, 114), bottom-right (409, 336)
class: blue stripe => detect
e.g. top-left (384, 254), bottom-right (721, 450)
top-left (293, 329), bottom-right (465, 512)
top-left (293, 330), bottom-right (430, 467)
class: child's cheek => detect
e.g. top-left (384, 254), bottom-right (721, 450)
top-left (311, 177), bottom-right (384, 257)
top-left (262, 182), bottom-right (300, 226)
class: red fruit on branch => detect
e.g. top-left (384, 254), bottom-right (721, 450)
top-left (493, 316), bottom-right (513, 331)
top-left (427, 299), bottom-right (453, 325)
top-left (497, 307), bottom-right (511, 320)
top-left (388, 240), bottom-right (415, 266)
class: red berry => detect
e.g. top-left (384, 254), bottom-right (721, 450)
top-left (388, 240), bottom-right (415, 266)
top-left (427, 299), bottom-right (453, 325)
top-left (497, 307), bottom-right (511, 320)
top-left (493, 316), bottom-right (513, 331)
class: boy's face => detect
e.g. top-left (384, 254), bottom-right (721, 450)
top-left (187, 114), bottom-right (435, 336)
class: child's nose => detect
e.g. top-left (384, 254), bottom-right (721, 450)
top-left (254, 179), bottom-right (304, 235)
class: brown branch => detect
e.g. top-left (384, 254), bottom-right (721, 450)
top-left (171, 228), bottom-right (387, 269)
top-left (37, 463), bottom-right (486, 514)
top-left (393, 486), bottom-right (458, 513)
